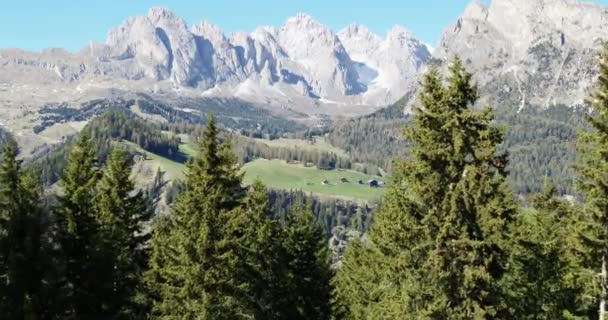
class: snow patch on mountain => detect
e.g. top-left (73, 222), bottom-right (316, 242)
top-left (0, 7), bottom-right (431, 116)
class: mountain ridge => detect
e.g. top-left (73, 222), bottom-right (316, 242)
top-left (0, 7), bottom-right (430, 119)
top-left (425, 0), bottom-right (608, 112)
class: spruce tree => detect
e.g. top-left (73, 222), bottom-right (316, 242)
top-left (54, 132), bottom-right (104, 317)
top-left (94, 146), bottom-right (152, 318)
top-left (332, 239), bottom-right (386, 319)
top-left (0, 138), bottom-right (45, 318)
top-left (335, 60), bottom-right (517, 319)
top-left (224, 181), bottom-right (292, 319)
top-left (144, 114), bottom-right (246, 318)
top-left (577, 43), bottom-right (608, 320)
top-left (222, 181), bottom-right (334, 320)
top-left (283, 204), bottom-right (332, 320)
top-left (504, 182), bottom-right (591, 319)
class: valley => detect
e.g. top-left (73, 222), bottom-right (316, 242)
top-left (242, 159), bottom-right (384, 201)
top-left (121, 135), bottom-right (385, 202)
top-left (3, 0), bottom-right (608, 318)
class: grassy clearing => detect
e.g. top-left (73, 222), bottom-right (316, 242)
top-left (241, 159), bottom-right (385, 201)
top-left (254, 137), bottom-right (348, 157)
top-left (121, 141), bottom-right (186, 180)
top-left (179, 135), bottom-right (198, 157)
top-left (122, 139), bottom-right (385, 201)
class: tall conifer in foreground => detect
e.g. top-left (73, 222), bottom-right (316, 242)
top-left (0, 138), bottom-right (45, 318)
top-left (95, 146), bottom-right (153, 318)
top-left (577, 43), bottom-right (608, 320)
top-left (224, 181), bottom-right (333, 320)
top-left (144, 114), bottom-right (246, 318)
top-left (504, 182), bottom-right (591, 319)
top-left (335, 59), bottom-right (517, 319)
top-left (54, 132), bottom-right (104, 317)
top-left (224, 181), bottom-right (292, 319)
top-left (283, 205), bottom-right (333, 320)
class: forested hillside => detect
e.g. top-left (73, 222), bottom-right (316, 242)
top-left (328, 90), bottom-right (587, 195)
top-left (3, 53), bottom-right (608, 318)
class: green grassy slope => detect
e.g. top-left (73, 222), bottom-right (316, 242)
top-left (122, 139), bottom-right (385, 201)
top-left (241, 159), bottom-right (385, 201)
top-left (254, 137), bottom-right (348, 157)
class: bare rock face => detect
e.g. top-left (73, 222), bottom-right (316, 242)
top-left (107, 7), bottom-right (204, 86)
top-left (192, 21), bottom-right (245, 86)
top-left (277, 13), bottom-right (363, 98)
top-left (0, 7), bottom-right (431, 117)
top-left (338, 24), bottom-right (431, 105)
top-left (433, 0), bottom-right (608, 110)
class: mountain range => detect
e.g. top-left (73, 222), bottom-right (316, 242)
top-left (2, 0), bottom-right (608, 152)
top-left (432, 0), bottom-right (608, 110)
top-left (0, 8), bottom-right (430, 119)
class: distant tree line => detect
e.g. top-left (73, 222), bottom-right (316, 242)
top-left (328, 88), bottom-right (589, 196)
top-left (267, 189), bottom-right (375, 237)
top-left (231, 137), bottom-right (356, 171)
top-left (29, 110), bottom-right (181, 185)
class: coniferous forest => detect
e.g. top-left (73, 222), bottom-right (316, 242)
top-left (6, 44), bottom-right (608, 319)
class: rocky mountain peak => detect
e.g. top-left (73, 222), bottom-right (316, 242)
top-left (280, 13), bottom-right (341, 47)
top-left (338, 24), bottom-right (381, 43)
top-left (275, 14), bottom-right (357, 96)
top-left (0, 8), bottom-right (432, 117)
top-left (386, 25), bottom-right (419, 48)
top-left (284, 13), bottom-right (323, 29)
top-left (146, 7), bottom-right (187, 30)
top-left (430, 0), bottom-right (608, 112)
top-left (462, 0), bottom-right (489, 20)
top-left (192, 20), bottom-right (226, 42)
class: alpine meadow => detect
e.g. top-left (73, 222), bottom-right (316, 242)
top-left (4, 0), bottom-right (608, 319)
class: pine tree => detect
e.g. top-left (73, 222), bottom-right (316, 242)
top-left (224, 181), bottom-right (292, 319)
top-left (144, 114), bottom-right (246, 318)
top-left (335, 59), bottom-right (517, 319)
top-left (503, 182), bottom-right (591, 319)
top-left (332, 239), bottom-right (386, 319)
top-left (283, 204), bottom-right (333, 320)
top-left (0, 138), bottom-right (45, 318)
top-left (54, 132), bottom-right (104, 318)
top-left (223, 182), bottom-right (334, 320)
top-left (577, 43), bottom-right (608, 320)
top-left (94, 146), bottom-right (152, 318)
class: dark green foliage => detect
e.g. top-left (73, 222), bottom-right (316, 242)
top-left (225, 182), bottom-right (331, 319)
top-left (87, 110), bottom-right (181, 160)
top-left (53, 132), bottom-right (105, 318)
top-left (0, 138), bottom-right (45, 318)
top-left (145, 114), bottom-right (335, 319)
top-left (500, 105), bottom-right (586, 195)
top-left (267, 189), bottom-right (375, 237)
top-left (94, 146), bottom-right (153, 318)
top-left (332, 239), bottom-right (385, 319)
top-left (31, 109), bottom-right (182, 185)
top-left (232, 136), bottom-right (358, 172)
top-left (504, 183), bottom-right (592, 319)
top-left (224, 181), bottom-right (292, 318)
top-left (144, 114), bottom-right (247, 318)
top-left (327, 116), bottom-right (408, 172)
top-left (282, 204), bottom-right (333, 320)
top-left (335, 60), bottom-right (517, 318)
top-left (328, 89), bottom-right (588, 197)
top-left (577, 43), bottom-right (608, 318)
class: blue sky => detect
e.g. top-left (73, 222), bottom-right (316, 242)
top-left (1, 0), bottom-right (607, 52)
